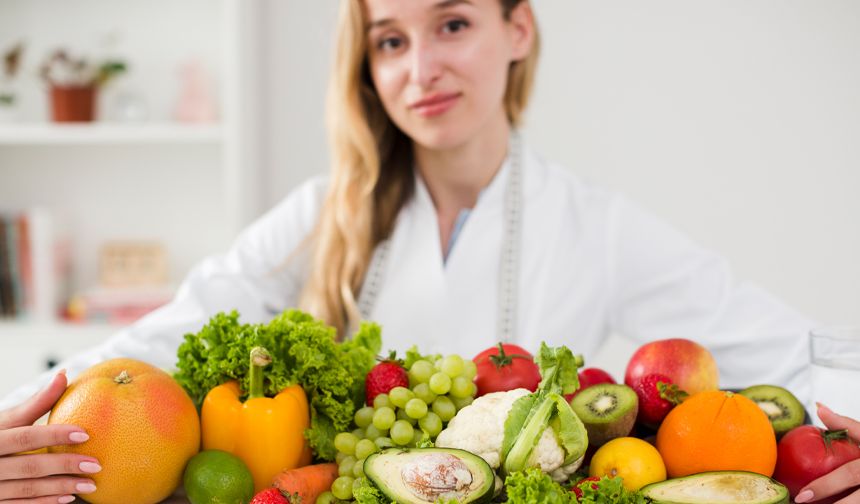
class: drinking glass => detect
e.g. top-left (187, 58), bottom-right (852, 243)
top-left (809, 327), bottom-right (860, 426)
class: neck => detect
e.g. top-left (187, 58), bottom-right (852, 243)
top-left (414, 112), bottom-right (511, 215)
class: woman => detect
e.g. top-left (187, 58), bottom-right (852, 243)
top-left (1, 1), bottom-right (858, 502)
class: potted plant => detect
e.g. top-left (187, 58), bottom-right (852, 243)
top-left (0, 42), bottom-right (24, 122)
top-left (39, 49), bottom-right (127, 122)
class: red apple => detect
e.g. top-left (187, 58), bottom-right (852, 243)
top-left (565, 367), bottom-right (616, 402)
top-left (624, 338), bottom-right (718, 394)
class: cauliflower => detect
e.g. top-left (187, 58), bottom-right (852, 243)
top-left (435, 389), bottom-right (584, 482)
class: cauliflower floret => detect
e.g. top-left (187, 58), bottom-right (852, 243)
top-left (435, 389), bottom-right (584, 481)
top-left (435, 389), bottom-right (530, 468)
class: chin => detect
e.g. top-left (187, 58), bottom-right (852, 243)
top-left (405, 120), bottom-right (476, 151)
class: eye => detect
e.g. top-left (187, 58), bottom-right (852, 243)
top-left (441, 18), bottom-right (469, 34)
top-left (377, 36), bottom-right (405, 52)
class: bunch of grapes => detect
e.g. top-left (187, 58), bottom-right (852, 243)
top-left (324, 353), bottom-right (478, 502)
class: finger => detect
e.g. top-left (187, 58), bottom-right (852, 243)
top-left (0, 475), bottom-right (96, 501)
top-left (796, 459), bottom-right (860, 503)
top-left (0, 371), bottom-right (68, 430)
top-left (0, 453), bottom-right (101, 480)
top-left (0, 424), bottom-right (89, 457)
top-left (5, 496), bottom-right (77, 504)
top-left (833, 488), bottom-right (860, 504)
top-left (818, 403), bottom-right (860, 442)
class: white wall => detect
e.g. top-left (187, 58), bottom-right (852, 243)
top-left (260, 1), bottom-right (859, 375)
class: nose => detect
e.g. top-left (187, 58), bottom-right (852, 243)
top-left (409, 39), bottom-right (442, 89)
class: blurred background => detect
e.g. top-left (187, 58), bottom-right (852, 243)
top-left (0, 0), bottom-right (858, 396)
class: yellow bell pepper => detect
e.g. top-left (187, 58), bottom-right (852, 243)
top-left (201, 347), bottom-right (311, 491)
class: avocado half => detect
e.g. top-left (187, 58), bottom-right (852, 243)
top-left (364, 447), bottom-right (495, 504)
top-left (640, 471), bottom-right (789, 504)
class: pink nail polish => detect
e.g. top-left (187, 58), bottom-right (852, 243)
top-left (79, 461), bottom-right (101, 473)
top-left (58, 496), bottom-right (75, 504)
top-left (69, 432), bottom-right (89, 443)
top-left (796, 489), bottom-right (814, 503)
top-left (76, 482), bottom-right (97, 493)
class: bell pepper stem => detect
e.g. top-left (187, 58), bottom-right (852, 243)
top-left (248, 347), bottom-right (272, 399)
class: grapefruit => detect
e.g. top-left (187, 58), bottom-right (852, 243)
top-left (48, 358), bottom-right (200, 504)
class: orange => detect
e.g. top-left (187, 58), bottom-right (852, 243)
top-left (48, 358), bottom-right (200, 504)
top-left (589, 437), bottom-right (667, 491)
top-left (656, 390), bottom-right (777, 478)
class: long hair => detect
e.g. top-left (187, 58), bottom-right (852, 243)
top-left (299, 0), bottom-right (541, 337)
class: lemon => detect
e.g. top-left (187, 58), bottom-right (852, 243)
top-left (589, 437), bottom-right (667, 491)
top-left (183, 450), bottom-right (255, 504)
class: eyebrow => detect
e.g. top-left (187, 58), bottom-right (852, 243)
top-left (368, 0), bottom-right (474, 30)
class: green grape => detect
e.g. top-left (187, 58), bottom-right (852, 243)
top-left (354, 406), bottom-right (375, 428)
top-left (389, 387), bottom-right (415, 408)
top-left (409, 360), bottom-right (435, 383)
top-left (412, 383), bottom-right (437, 404)
top-left (372, 406), bottom-right (396, 430)
top-left (463, 359), bottom-right (478, 380)
top-left (440, 354), bottom-right (465, 377)
top-left (434, 358), bottom-right (444, 371)
top-left (431, 396), bottom-right (457, 422)
top-left (331, 476), bottom-right (355, 501)
top-left (373, 393), bottom-right (393, 409)
top-left (335, 451), bottom-right (348, 465)
top-left (334, 432), bottom-right (358, 455)
top-left (418, 412), bottom-right (443, 438)
top-left (390, 419), bottom-right (415, 445)
top-left (353, 457), bottom-right (366, 478)
top-left (428, 372), bottom-right (452, 394)
top-left (396, 407), bottom-right (417, 425)
top-left (364, 424), bottom-right (386, 440)
top-left (452, 395), bottom-right (474, 410)
top-left (351, 428), bottom-right (366, 440)
top-left (449, 376), bottom-right (473, 399)
top-left (354, 439), bottom-right (378, 460)
top-left (315, 491), bottom-right (336, 504)
top-left (411, 429), bottom-right (426, 446)
top-left (405, 398), bottom-right (428, 419)
top-left (338, 455), bottom-right (356, 477)
top-left (374, 436), bottom-right (394, 449)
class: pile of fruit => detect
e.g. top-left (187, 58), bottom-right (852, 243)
top-left (43, 310), bottom-right (860, 504)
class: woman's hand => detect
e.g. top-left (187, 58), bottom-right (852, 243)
top-left (795, 404), bottom-right (860, 504)
top-left (0, 370), bottom-right (100, 503)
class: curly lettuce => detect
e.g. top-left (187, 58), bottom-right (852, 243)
top-left (173, 309), bottom-right (381, 460)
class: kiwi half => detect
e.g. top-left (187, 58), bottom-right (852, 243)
top-left (739, 384), bottom-right (805, 436)
top-left (570, 383), bottom-right (638, 446)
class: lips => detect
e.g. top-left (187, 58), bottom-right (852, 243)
top-left (409, 92), bottom-right (461, 118)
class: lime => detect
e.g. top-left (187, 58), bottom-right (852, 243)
top-left (183, 450), bottom-right (255, 504)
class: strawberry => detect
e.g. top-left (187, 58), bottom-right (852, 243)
top-left (571, 476), bottom-right (601, 501)
top-left (633, 373), bottom-right (688, 428)
top-left (251, 488), bottom-right (290, 504)
top-left (365, 354), bottom-right (409, 405)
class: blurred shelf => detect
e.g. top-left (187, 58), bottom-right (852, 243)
top-left (0, 123), bottom-right (223, 146)
top-left (0, 319), bottom-right (121, 339)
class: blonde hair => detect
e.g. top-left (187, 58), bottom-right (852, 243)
top-left (299, 0), bottom-right (541, 337)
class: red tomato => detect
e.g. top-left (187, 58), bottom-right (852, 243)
top-left (773, 425), bottom-right (860, 503)
top-left (473, 343), bottom-right (541, 396)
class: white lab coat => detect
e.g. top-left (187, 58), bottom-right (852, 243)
top-left (0, 142), bottom-right (813, 410)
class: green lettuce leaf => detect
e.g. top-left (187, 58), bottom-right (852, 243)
top-left (505, 467), bottom-right (574, 503)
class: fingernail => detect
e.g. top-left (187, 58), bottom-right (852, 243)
top-left (58, 368), bottom-right (67, 376)
top-left (79, 461), bottom-right (101, 473)
top-left (76, 482), bottom-right (97, 493)
top-left (69, 432), bottom-right (89, 443)
top-left (58, 496), bottom-right (75, 504)
top-left (796, 489), bottom-right (814, 503)
top-left (817, 402), bottom-right (833, 414)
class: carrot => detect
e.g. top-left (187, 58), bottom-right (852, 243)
top-left (272, 462), bottom-right (339, 503)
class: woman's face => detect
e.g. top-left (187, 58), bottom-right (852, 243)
top-left (365, 0), bottom-right (532, 150)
